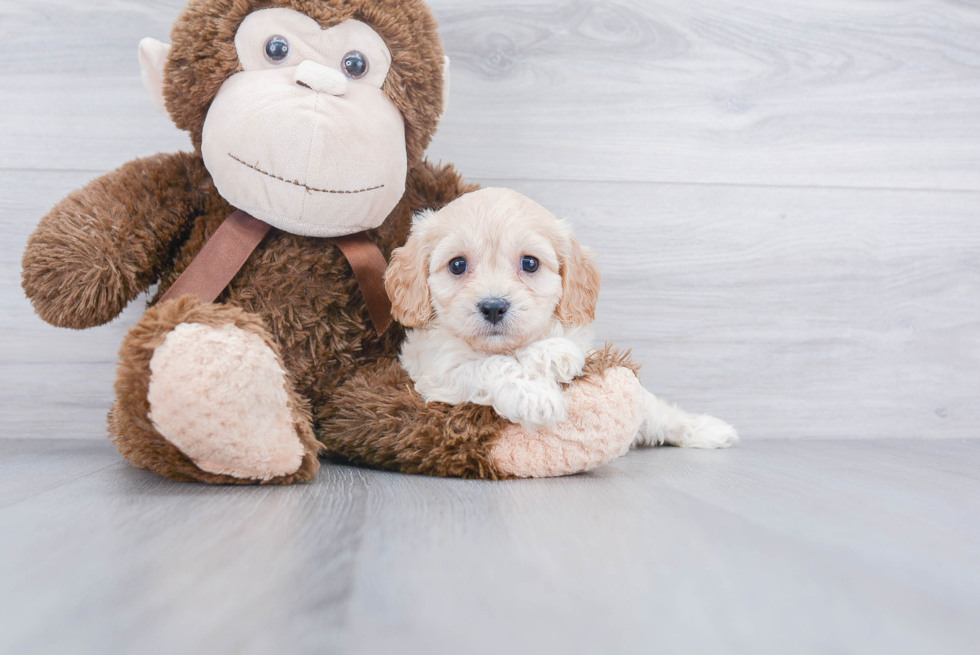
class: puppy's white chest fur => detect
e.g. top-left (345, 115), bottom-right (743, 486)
top-left (400, 323), bottom-right (594, 430)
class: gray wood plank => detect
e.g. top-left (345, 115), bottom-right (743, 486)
top-left (433, 0), bottom-right (980, 189)
top-left (0, 0), bottom-right (192, 171)
top-left (1, 170), bottom-right (150, 440)
top-left (3, 2), bottom-right (979, 653)
top-left (4, 0), bottom-right (979, 442)
top-left (2, 0), bottom-right (979, 190)
top-left (498, 179), bottom-right (980, 440)
top-left (0, 439), bottom-right (120, 508)
top-left (340, 440), bottom-right (980, 655)
top-left (7, 170), bottom-right (978, 441)
top-left (0, 439), bottom-right (978, 655)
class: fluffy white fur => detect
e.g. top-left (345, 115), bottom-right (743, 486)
top-left (400, 322), bottom-right (592, 429)
top-left (386, 188), bottom-right (738, 449)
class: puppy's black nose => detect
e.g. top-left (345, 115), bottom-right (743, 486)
top-left (478, 298), bottom-right (510, 325)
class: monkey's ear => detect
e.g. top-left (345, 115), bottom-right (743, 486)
top-left (138, 38), bottom-right (171, 116)
top-left (441, 56), bottom-right (451, 116)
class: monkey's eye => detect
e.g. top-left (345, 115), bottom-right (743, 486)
top-left (521, 256), bottom-right (539, 273)
top-left (264, 36), bottom-right (290, 64)
top-left (448, 257), bottom-right (467, 276)
top-left (342, 51), bottom-right (369, 79)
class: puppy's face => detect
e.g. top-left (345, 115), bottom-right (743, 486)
top-left (386, 188), bottom-right (601, 354)
top-left (425, 204), bottom-right (563, 353)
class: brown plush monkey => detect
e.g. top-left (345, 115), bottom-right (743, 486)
top-left (21, 0), bottom-right (645, 484)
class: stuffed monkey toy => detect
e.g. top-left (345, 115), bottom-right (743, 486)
top-left (21, 0), bottom-right (647, 484)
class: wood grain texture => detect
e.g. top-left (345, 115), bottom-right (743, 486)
top-left (498, 179), bottom-right (980, 440)
top-left (1, 438), bottom-right (979, 655)
top-left (4, 3), bottom-right (980, 653)
top-left (1, 171), bottom-right (150, 439)
top-left (5, 172), bottom-right (978, 440)
top-left (2, 0), bottom-right (980, 188)
top-left (2, 0), bottom-right (979, 442)
top-left (433, 0), bottom-right (980, 189)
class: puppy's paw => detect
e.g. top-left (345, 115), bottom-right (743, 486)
top-left (518, 338), bottom-right (587, 385)
top-left (492, 380), bottom-right (568, 430)
top-left (668, 414), bottom-right (739, 449)
top-left (521, 387), bottom-right (569, 429)
top-left (549, 347), bottom-right (586, 385)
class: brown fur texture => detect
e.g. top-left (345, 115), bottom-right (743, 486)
top-left (112, 296), bottom-right (322, 484)
top-left (166, 0), bottom-right (445, 166)
top-left (319, 344), bottom-right (639, 478)
top-left (23, 145), bottom-right (483, 483)
top-left (572, 343), bottom-right (640, 382)
top-left (22, 152), bottom-right (211, 330)
top-left (21, 0), bottom-right (637, 484)
top-left (319, 359), bottom-right (507, 479)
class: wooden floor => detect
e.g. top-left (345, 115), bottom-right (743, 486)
top-left (2, 1), bottom-right (980, 653)
top-left (1, 438), bottom-right (979, 655)
top-left (2, 0), bottom-right (979, 441)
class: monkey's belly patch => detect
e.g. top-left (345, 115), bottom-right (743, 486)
top-left (228, 153), bottom-right (385, 195)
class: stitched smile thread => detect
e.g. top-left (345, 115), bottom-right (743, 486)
top-left (228, 154), bottom-right (385, 195)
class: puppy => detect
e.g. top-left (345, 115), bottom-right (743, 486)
top-left (384, 188), bottom-right (738, 449)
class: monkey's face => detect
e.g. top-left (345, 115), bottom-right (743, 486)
top-left (200, 8), bottom-right (408, 237)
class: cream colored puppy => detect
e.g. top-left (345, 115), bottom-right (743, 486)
top-left (384, 188), bottom-right (737, 448)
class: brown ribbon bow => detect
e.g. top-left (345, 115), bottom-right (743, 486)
top-left (159, 209), bottom-right (392, 336)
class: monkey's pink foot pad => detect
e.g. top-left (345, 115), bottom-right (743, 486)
top-left (491, 366), bottom-right (644, 478)
top-left (147, 322), bottom-right (305, 481)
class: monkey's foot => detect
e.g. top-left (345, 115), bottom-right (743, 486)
top-left (146, 322), bottom-right (306, 481)
top-left (111, 297), bottom-right (320, 484)
top-left (490, 366), bottom-right (644, 478)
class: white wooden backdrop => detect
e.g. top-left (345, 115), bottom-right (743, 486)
top-left (2, 0), bottom-right (979, 440)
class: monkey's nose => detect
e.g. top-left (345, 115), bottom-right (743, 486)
top-left (478, 298), bottom-right (510, 325)
top-left (294, 60), bottom-right (348, 96)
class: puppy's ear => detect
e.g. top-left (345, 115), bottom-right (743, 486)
top-left (385, 225), bottom-right (433, 328)
top-left (556, 234), bottom-right (601, 327)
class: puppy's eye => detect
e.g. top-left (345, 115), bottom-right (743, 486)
top-left (342, 51), bottom-right (369, 79)
top-left (264, 36), bottom-right (290, 64)
top-left (448, 257), bottom-right (467, 276)
top-left (521, 256), bottom-right (539, 273)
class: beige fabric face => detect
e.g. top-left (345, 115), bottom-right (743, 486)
top-left (201, 9), bottom-right (407, 237)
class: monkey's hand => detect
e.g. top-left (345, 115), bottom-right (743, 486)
top-left (22, 153), bottom-right (206, 329)
top-left (490, 347), bottom-right (645, 478)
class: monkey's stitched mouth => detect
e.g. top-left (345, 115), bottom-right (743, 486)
top-left (228, 154), bottom-right (384, 195)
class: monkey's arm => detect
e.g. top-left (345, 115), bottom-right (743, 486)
top-left (319, 346), bottom-right (643, 479)
top-left (22, 152), bottom-right (209, 329)
top-left (407, 350), bottom-right (568, 429)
